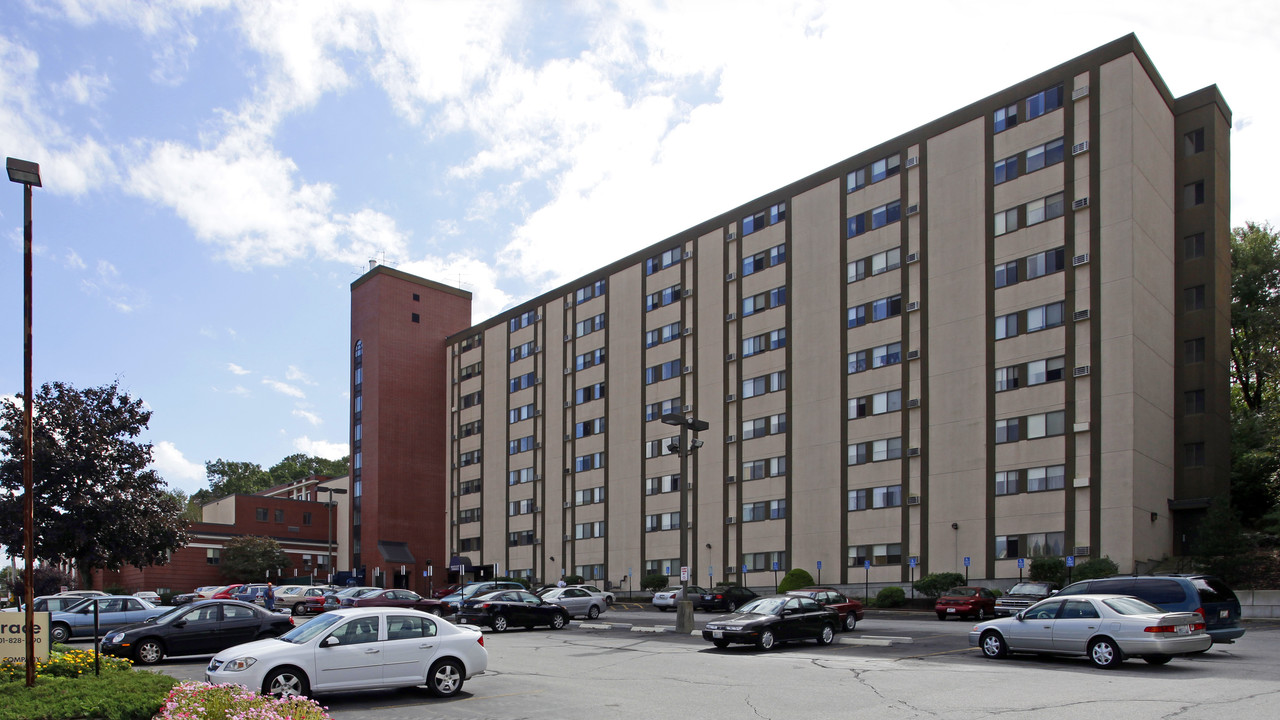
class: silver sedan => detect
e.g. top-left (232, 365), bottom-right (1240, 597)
top-left (969, 593), bottom-right (1212, 668)
top-left (538, 587), bottom-right (607, 619)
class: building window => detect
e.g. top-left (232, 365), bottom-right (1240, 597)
top-left (742, 371), bottom-right (786, 399)
top-left (1025, 192), bottom-right (1065, 226)
top-left (645, 247), bottom-right (682, 275)
top-left (575, 486), bottom-right (606, 505)
top-left (645, 397), bottom-right (681, 422)
top-left (575, 279), bottom-right (607, 304)
top-left (847, 544), bottom-right (901, 567)
top-left (996, 531), bottom-right (1064, 559)
top-left (646, 284), bottom-right (682, 312)
top-left (1184, 442), bottom-right (1206, 467)
top-left (255, 508), bottom-right (268, 522)
top-left (995, 366), bottom-right (1020, 392)
top-left (995, 470), bottom-right (1020, 495)
top-left (743, 286), bottom-right (787, 317)
top-left (1027, 357), bottom-right (1065, 385)
top-left (995, 313), bottom-right (1019, 340)
top-left (870, 200), bottom-right (901, 230)
top-left (575, 417), bottom-right (605, 438)
top-left (1185, 389), bottom-right (1206, 415)
top-left (996, 418), bottom-right (1020, 444)
top-left (847, 214), bottom-right (867, 238)
top-left (302, 512), bottom-right (312, 526)
top-left (994, 208), bottom-right (1018, 236)
top-left (994, 155), bottom-right (1019, 184)
top-left (1184, 337), bottom-right (1206, 364)
top-left (1025, 410), bottom-right (1065, 439)
top-left (1026, 465), bottom-right (1066, 492)
top-left (575, 381), bottom-right (606, 404)
top-left (411, 312), bottom-right (420, 323)
top-left (742, 456), bottom-right (787, 480)
top-left (459, 508), bottom-right (481, 524)
top-left (1183, 181), bottom-right (1205, 208)
top-left (509, 342), bottom-right (536, 363)
top-left (1184, 232), bottom-right (1206, 259)
top-left (743, 244), bottom-right (787, 276)
top-left (644, 359), bottom-right (683, 385)
top-left (461, 390), bottom-right (482, 408)
top-left (508, 310), bottom-right (538, 332)
top-left (575, 452), bottom-right (605, 472)
top-left (274, 509), bottom-right (284, 523)
top-left (1185, 128), bottom-right (1204, 155)
top-left (847, 437), bottom-right (901, 465)
top-left (507, 530), bottom-right (535, 547)
top-left (846, 167), bottom-right (866, 193)
top-left (645, 474), bottom-right (681, 496)
top-left (508, 435), bottom-right (535, 455)
top-left (508, 468), bottom-right (534, 485)
top-left (742, 329), bottom-right (786, 357)
top-left (508, 404), bottom-right (535, 424)
top-left (849, 389), bottom-right (902, 419)
top-left (994, 261), bottom-right (1018, 289)
top-left (993, 103), bottom-right (1017, 133)
top-left (575, 313), bottom-right (606, 338)
top-left (1026, 301), bottom-right (1064, 332)
top-left (460, 479), bottom-right (482, 495)
top-left (871, 342), bottom-right (901, 368)
top-left (870, 154), bottom-right (900, 183)
top-left (1185, 285), bottom-right (1206, 311)
top-left (871, 294), bottom-right (902, 322)
top-left (1025, 248), bottom-right (1065, 279)
top-left (575, 521), bottom-right (605, 539)
top-left (507, 499), bottom-right (535, 517)
top-left (742, 413), bottom-right (786, 440)
top-left (742, 551), bottom-right (787, 572)
top-left (1025, 84), bottom-right (1063, 120)
top-left (206, 548), bottom-right (220, 565)
top-left (645, 512), bottom-right (681, 532)
top-left (1024, 138), bottom-right (1065, 174)
top-left (509, 371), bottom-right (537, 393)
top-left (645, 322), bottom-right (681, 348)
top-left (847, 306), bottom-right (866, 328)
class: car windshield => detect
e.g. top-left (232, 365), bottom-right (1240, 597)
top-left (1102, 597), bottom-right (1165, 615)
top-left (735, 598), bottom-right (785, 615)
top-left (946, 588), bottom-right (978, 597)
top-left (62, 598), bottom-right (93, 613)
top-left (279, 612), bottom-right (343, 643)
top-left (1008, 582), bottom-right (1052, 595)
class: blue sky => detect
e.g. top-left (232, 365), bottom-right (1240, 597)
top-left (1, 0), bottom-right (1276, 497)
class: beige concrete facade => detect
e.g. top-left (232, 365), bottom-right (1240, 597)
top-left (426, 35), bottom-right (1230, 590)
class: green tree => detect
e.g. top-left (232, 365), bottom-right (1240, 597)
top-left (1230, 222), bottom-right (1280, 526)
top-left (640, 573), bottom-right (669, 592)
top-left (193, 459), bottom-right (271, 504)
top-left (1029, 557), bottom-right (1067, 586)
top-left (1191, 498), bottom-right (1254, 585)
top-left (266, 453), bottom-right (349, 488)
top-left (776, 568), bottom-right (816, 593)
top-left (912, 572), bottom-right (966, 599)
top-left (0, 381), bottom-right (189, 581)
top-left (219, 535), bottom-right (290, 582)
top-left (1071, 556), bottom-right (1119, 582)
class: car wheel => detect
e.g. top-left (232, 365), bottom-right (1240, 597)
top-left (843, 613), bottom-right (857, 632)
top-left (756, 629), bottom-right (776, 650)
top-left (550, 613), bottom-right (568, 630)
top-left (587, 605), bottom-right (600, 619)
top-left (426, 658), bottom-right (464, 698)
top-left (817, 624), bottom-right (835, 646)
top-left (50, 623), bottom-right (70, 644)
top-left (606, 597), bottom-right (614, 606)
top-left (491, 615), bottom-right (509, 632)
top-left (263, 667), bottom-right (310, 698)
top-left (1089, 638), bottom-right (1123, 669)
top-left (936, 612), bottom-right (947, 621)
top-left (430, 607), bottom-right (442, 617)
top-left (980, 631), bottom-right (1008, 659)
top-left (713, 639), bottom-right (730, 649)
top-left (975, 608), bottom-right (987, 621)
top-left (727, 601), bottom-right (738, 612)
top-left (1143, 655), bottom-right (1172, 665)
top-left (292, 602), bottom-right (306, 616)
top-left (135, 639), bottom-right (164, 665)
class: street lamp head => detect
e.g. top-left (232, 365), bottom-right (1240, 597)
top-left (660, 413), bottom-right (685, 427)
top-left (318, 485), bottom-right (348, 495)
top-left (6, 158), bottom-right (41, 187)
top-left (689, 438), bottom-right (704, 450)
top-left (666, 440), bottom-right (682, 454)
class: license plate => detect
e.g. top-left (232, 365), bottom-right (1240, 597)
top-left (1220, 609), bottom-right (1229, 619)
top-left (1176, 625), bottom-right (1190, 635)
top-left (712, 630), bottom-right (724, 638)
top-left (947, 607), bottom-right (956, 613)
top-left (458, 618), bottom-right (468, 624)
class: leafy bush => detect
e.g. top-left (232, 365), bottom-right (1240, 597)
top-left (874, 586), bottom-right (906, 607)
top-left (0, 648), bottom-right (133, 682)
top-left (776, 568), bottom-right (816, 593)
top-left (494, 576), bottom-right (530, 590)
top-left (1029, 557), bottom-right (1067, 586)
top-left (564, 575), bottom-right (585, 585)
top-left (640, 573), bottom-right (668, 592)
top-left (156, 682), bottom-right (331, 720)
top-left (0, 648), bottom-right (175, 720)
top-left (1071, 556), bottom-right (1119, 581)
top-left (105, 584), bottom-right (128, 596)
top-left (912, 572), bottom-right (965, 599)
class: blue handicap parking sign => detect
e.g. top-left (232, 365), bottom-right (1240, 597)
top-left (1066, 556), bottom-right (1075, 567)
top-left (964, 556), bottom-right (971, 567)
top-left (1017, 558), bottom-right (1025, 569)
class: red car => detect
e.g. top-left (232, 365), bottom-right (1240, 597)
top-left (351, 588), bottom-right (447, 615)
top-left (935, 586), bottom-right (997, 620)
top-left (212, 584), bottom-right (245, 600)
top-left (786, 587), bottom-right (865, 631)
top-left (432, 583), bottom-right (461, 599)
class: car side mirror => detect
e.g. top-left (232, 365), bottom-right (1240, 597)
top-left (1015, 611), bottom-right (1026, 622)
top-left (173, 620), bottom-right (186, 628)
top-left (322, 635), bottom-right (340, 647)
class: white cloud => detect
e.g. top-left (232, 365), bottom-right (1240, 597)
top-left (285, 365), bottom-right (314, 384)
top-left (292, 409), bottom-right (321, 426)
top-left (398, 253), bottom-right (513, 324)
top-left (78, 258), bottom-right (146, 313)
top-left (55, 69), bottom-right (112, 107)
top-left (227, 363), bottom-right (250, 375)
top-left (262, 377), bottom-right (305, 399)
top-left (150, 440), bottom-right (206, 493)
top-left (293, 435), bottom-right (346, 460)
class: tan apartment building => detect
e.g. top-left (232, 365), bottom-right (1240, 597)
top-left (353, 35), bottom-right (1230, 592)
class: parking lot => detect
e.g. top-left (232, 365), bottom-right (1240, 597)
top-left (106, 604), bottom-right (1280, 719)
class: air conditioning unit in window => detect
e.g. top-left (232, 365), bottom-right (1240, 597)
top-left (1073, 422), bottom-right (1090, 433)
top-left (451, 490), bottom-right (458, 497)
top-left (451, 433), bottom-right (457, 440)
top-left (727, 435), bottom-right (737, 443)
top-left (1072, 140), bottom-right (1090, 155)
top-left (907, 495), bottom-right (921, 505)
top-left (451, 462), bottom-right (457, 469)
top-left (564, 367), bottom-right (572, 375)
top-left (905, 252), bottom-right (919, 264)
top-left (726, 394), bottom-right (736, 403)
top-left (906, 349), bottom-right (920, 360)
top-left (684, 365), bottom-right (693, 374)
top-left (1073, 197), bottom-right (1090, 210)
top-left (564, 533), bottom-right (572, 541)
top-left (906, 301), bottom-right (920, 312)
top-left (726, 272), bottom-right (736, 281)
top-left (1074, 309), bottom-right (1091, 321)
top-left (564, 334), bottom-right (572, 342)
top-left (727, 516), bottom-right (736, 524)
top-left (726, 352), bottom-right (736, 361)
top-left (563, 501), bottom-right (571, 509)
top-left (564, 433), bottom-right (571, 442)
top-left (535, 409), bottom-right (543, 416)
top-left (905, 204), bottom-right (919, 216)
top-left (907, 447), bottom-right (921, 457)
top-left (1074, 545), bottom-right (1091, 555)
top-left (534, 506), bottom-right (542, 513)
top-left (535, 473), bottom-right (543, 481)
top-left (727, 475), bottom-right (737, 483)
top-left (1072, 85), bottom-right (1089, 100)
top-left (684, 250), bottom-right (693, 259)
top-left (535, 377), bottom-right (543, 385)
top-left (1073, 365), bottom-right (1091, 377)
top-left (907, 398), bottom-right (920, 408)
top-left (683, 327), bottom-right (693, 335)
top-left (564, 400), bottom-right (572, 408)
top-left (1073, 253), bottom-right (1090, 266)
top-left (727, 231), bottom-right (737, 241)
top-left (683, 404), bottom-right (693, 412)
top-left (565, 299), bottom-right (572, 308)
top-left (534, 538), bottom-right (542, 544)
top-left (451, 520), bottom-right (458, 526)
top-left (535, 441), bottom-right (542, 449)
top-left (451, 378), bottom-right (458, 385)
top-left (726, 312), bottom-right (736, 322)
top-left (906, 156), bottom-right (920, 168)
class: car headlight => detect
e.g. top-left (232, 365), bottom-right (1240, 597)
top-left (107, 632), bottom-right (125, 643)
top-left (222, 657), bottom-right (258, 672)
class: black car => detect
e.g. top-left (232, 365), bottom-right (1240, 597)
top-left (454, 589), bottom-right (571, 632)
top-left (98, 599), bottom-right (294, 665)
top-left (695, 585), bottom-right (759, 612)
top-left (702, 595), bottom-right (839, 650)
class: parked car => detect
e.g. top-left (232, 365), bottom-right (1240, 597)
top-left (971, 594), bottom-right (1211, 668)
top-left (59, 590), bottom-right (107, 598)
top-left (994, 581), bottom-right (1060, 617)
top-left (195, 586), bottom-right (224, 600)
top-left (272, 585), bottom-right (304, 601)
top-left (205, 607), bottom-right (487, 698)
top-left (432, 583), bottom-right (461, 599)
top-left (696, 585), bottom-right (759, 612)
top-left (170, 591), bottom-right (199, 606)
top-left (440, 581), bottom-right (526, 614)
top-left (133, 591), bottom-right (162, 604)
top-left (279, 585), bottom-right (332, 615)
top-left (319, 586), bottom-right (381, 612)
top-left (351, 588), bottom-right (447, 615)
top-left (0, 594), bottom-right (91, 614)
top-left (212, 584), bottom-right (245, 600)
top-left (652, 585), bottom-right (706, 611)
top-left (567, 584), bottom-right (615, 605)
top-left (936, 587), bottom-right (998, 620)
top-left (48, 595), bottom-right (172, 643)
top-left (455, 590), bottom-right (572, 631)
top-left (232, 584), bottom-right (271, 606)
top-left (1054, 574), bottom-right (1244, 643)
top-left (785, 587), bottom-right (864, 631)
top-left (100, 599), bottom-right (295, 665)
top-left (537, 587), bottom-right (607, 619)
top-left (702, 594), bottom-right (839, 650)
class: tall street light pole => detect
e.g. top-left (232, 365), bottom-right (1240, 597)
top-left (661, 412), bottom-right (707, 635)
top-left (317, 484), bottom-right (347, 583)
top-left (8, 157), bottom-right (41, 688)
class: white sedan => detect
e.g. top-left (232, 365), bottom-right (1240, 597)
top-left (538, 587), bottom-right (607, 618)
top-left (206, 607), bottom-right (487, 698)
top-left (567, 584), bottom-right (615, 605)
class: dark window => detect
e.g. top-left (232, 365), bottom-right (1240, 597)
top-left (302, 512), bottom-right (312, 526)
top-left (1183, 181), bottom-right (1205, 208)
top-left (1184, 389), bottom-right (1205, 415)
top-left (1184, 285), bottom-right (1206, 311)
top-left (1184, 442), bottom-right (1206, 467)
top-left (1184, 232), bottom-right (1206, 259)
top-left (1184, 128), bottom-right (1204, 155)
top-left (255, 508), bottom-right (268, 522)
top-left (411, 313), bottom-right (420, 323)
top-left (274, 509), bottom-right (285, 523)
top-left (412, 293), bottom-right (420, 301)
top-left (1184, 337), bottom-right (1206, 363)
